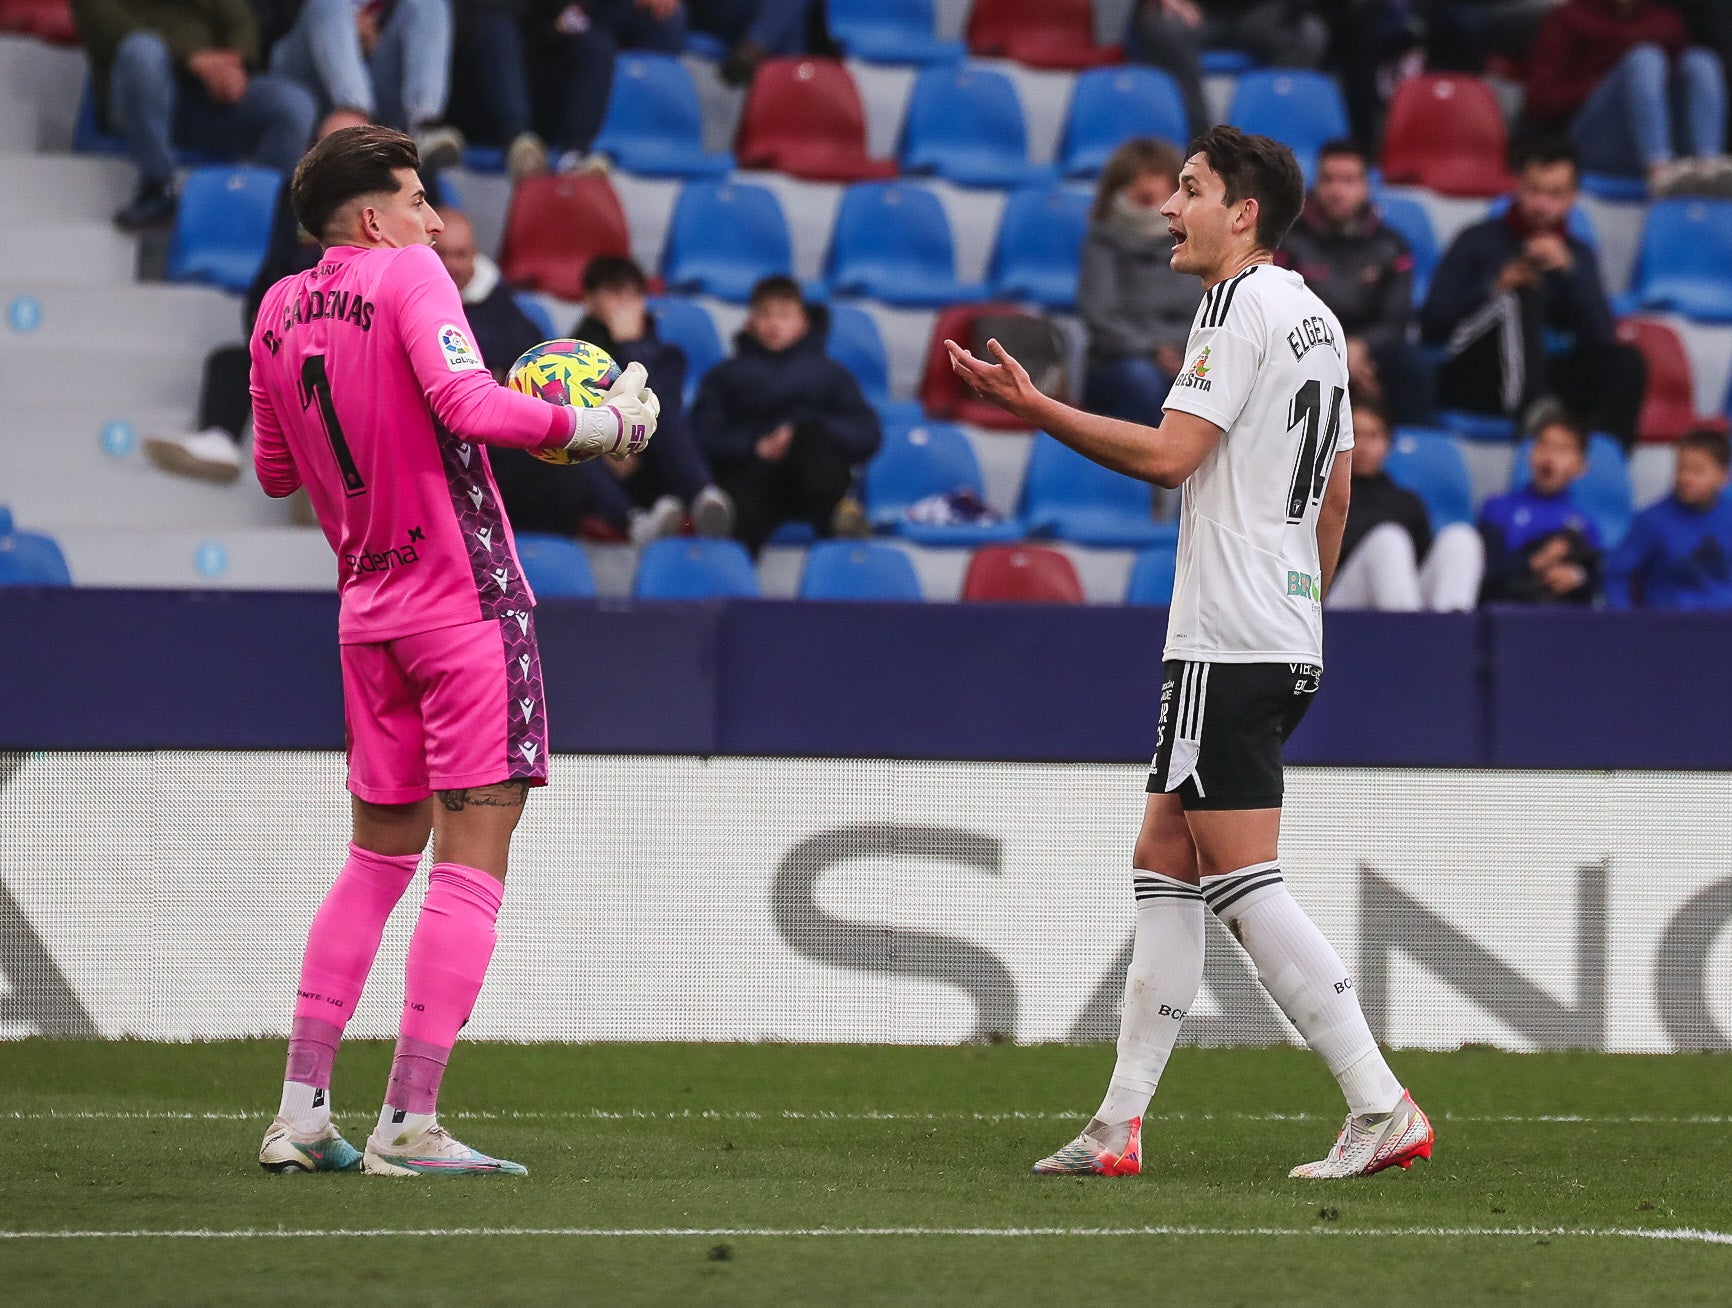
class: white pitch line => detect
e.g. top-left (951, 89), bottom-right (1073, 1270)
top-left (5, 1109), bottom-right (1732, 1125)
top-left (2, 1226), bottom-right (1731, 1245)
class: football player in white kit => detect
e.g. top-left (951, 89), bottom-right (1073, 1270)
top-left (947, 126), bottom-right (1433, 1180)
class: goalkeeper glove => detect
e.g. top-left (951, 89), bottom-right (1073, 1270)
top-left (555, 361), bottom-right (661, 461)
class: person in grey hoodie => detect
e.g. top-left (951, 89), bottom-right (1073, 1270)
top-left (1077, 139), bottom-right (1204, 428)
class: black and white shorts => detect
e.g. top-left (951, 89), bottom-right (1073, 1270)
top-left (1146, 660), bottom-right (1321, 811)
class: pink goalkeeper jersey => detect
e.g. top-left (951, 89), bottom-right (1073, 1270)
top-left (249, 242), bottom-right (575, 644)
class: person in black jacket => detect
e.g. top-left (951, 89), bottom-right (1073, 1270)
top-left (1278, 139), bottom-right (1434, 424)
top-left (692, 276), bottom-right (881, 554)
top-left (1419, 139), bottom-right (1648, 445)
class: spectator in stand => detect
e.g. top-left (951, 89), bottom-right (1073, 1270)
top-left (1279, 139), bottom-right (1433, 425)
top-left (1605, 427), bottom-right (1732, 608)
top-left (73, 0), bottom-right (318, 230)
top-left (1131, 0), bottom-right (1331, 139)
top-left (1675, 0), bottom-right (1732, 137)
top-left (692, 276), bottom-right (880, 554)
top-left (1078, 139), bottom-right (1202, 428)
top-left (1417, 0), bottom-right (1557, 73)
top-left (267, 0), bottom-right (466, 171)
top-left (1420, 140), bottom-right (1647, 447)
top-left (687, 0), bottom-right (824, 86)
top-left (1477, 414), bottom-right (1603, 605)
top-left (1523, 0), bottom-right (1730, 196)
top-left (1328, 397), bottom-right (1483, 611)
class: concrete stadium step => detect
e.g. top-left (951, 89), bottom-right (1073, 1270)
top-left (52, 526), bottom-right (335, 589)
top-left (0, 154), bottom-right (137, 223)
top-left (1, 282), bottom-right (240, 347)
top-left (0, 221), bottom-right (139, 285)
top-left (0, 341), bottom-right (220, 411)
top-left (0, 36), bottom-right (84, 152)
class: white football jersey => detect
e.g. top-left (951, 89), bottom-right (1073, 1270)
top-left (1160, 263), bottom-right (1354, 666)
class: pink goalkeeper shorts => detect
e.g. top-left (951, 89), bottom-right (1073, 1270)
top-left (340, 611), bottom-right (549, 805)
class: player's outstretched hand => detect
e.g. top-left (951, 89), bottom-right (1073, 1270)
top-left (945, 338), bottom-right (1044, 423)
top-left (561, 361), bottom-right (660, 461)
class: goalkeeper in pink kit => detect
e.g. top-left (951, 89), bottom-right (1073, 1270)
top-left (250, 126), bottom-right (659, 1177)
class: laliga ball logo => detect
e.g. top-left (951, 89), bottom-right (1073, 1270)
top-left (507, 338), bottom-right (622, 466)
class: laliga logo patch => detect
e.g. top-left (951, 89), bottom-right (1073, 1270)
top-left (439, 324), bottom-right (483, 372)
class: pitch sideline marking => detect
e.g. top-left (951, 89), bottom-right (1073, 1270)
top-left (2, 1226), bottom-right (1731, 1245)
top-left (5, 1109), bottom-right (1732, 1125)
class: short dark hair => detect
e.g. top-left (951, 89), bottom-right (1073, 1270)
top-left (1185, 125), bottom-right (1305, 251)
top-left (1317, 138), bottom-right (1370, 171)
top-left (1535, 413), bottom-right (1589, 456)
top-left (1092, 137), bottom-right (1184, 222)
top-left (1349, 392), bottom-right (1388, 428)
top-left (1679, 427), bottom-right (1732, 468)
top-left (1511, 135), bottom-right (1580, 179)
top-left (748, 275), bottom-right (804, 309)
top-left (291, 125), bottom-right (421, 244)
top-left (582, 254), bottom-right (648, 296)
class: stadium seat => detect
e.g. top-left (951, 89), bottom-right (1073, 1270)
top-left (1510, 432), bottom-right (1633, 547)
top-left (1124, 536), bottom-right (1180, 606)
top-left (1059, 66), bottom-right (1188, 176)
top-left (961, 544), bottom-right (1085, 603)
top-left (1226, 70), bottom-right (1350, 183)
top-left (864, 420), bottom-right (1023, 545)
top-left (1616, 319), bottom-right (1728, 443)
top-left (633, 537), bottom-right (760, 599)
top-left (1381, 74), bottom-right (1514, 198)
top-left (827, 0), bottom-right (965, 64)
top-left (799, 540), bottom-right (925, 600)
top-left (900, 64), bottom-right (1055, 188)
top-left (824, 182), bottom-right (987, 307)
top-left (917, 303), bottom-right (1047, 429)
top-left (514, 533), bottom-right (597, 598)
top-left (736, 58), bottom-right (898, 183)
top-left (514, 293), bottom-right (557, 342)
top-left (965, 0), bottom-right (1122, 70)
top-left (825, 302), bottom-right (892, 406)
top-left (591, 54), bottom-right (733, 177)
top-left (988, 185), bottom-right (1091, 310)
top-left (1375, 194), bottom-right (1438, 305)
top-left (648, 297), bottom-right (726, 404)
top-left (1385, 428), bottom-right (1475, 528)
top-left (164, 166), bottom-right (283, 293)
top-left (1438, 410), bottom-right (1517, 443)
top-left (1201, 48), bottom-right (1257, 73)
top-left (0, 0), bottom-right (75, 43)
top-left (1020, 432), bottom-right (1169, 546)
top-left (1628, 199), bottom-right (1732, 323)
top-left (498, 173), bottom-right (631, 302)
top-left (0, 507), bottom-right (72, 587)
top-left (663, 180), bottom-right (794, 303)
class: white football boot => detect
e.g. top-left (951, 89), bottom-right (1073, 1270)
top-left (1289, 1090), bottom-right (1434, 1179)
top-left (1031, 1116), bottom-right (1142, 1176)
top-left (259, 1116), bottom-right (363, 1173)
top-left (363, 1120), bottom-right (527, 1177)
top-left (144, 429), bottom-right (242, 483)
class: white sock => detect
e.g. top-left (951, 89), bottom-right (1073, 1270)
top-left (1093, 871), bottom-right (1205, 1127)
top-left (1202, 862), bottom-right (1404, 1117)
top-left (375, 1105), bottom-right (436, 1143)
top-left (278, 1081), bottom-right (330, 1133)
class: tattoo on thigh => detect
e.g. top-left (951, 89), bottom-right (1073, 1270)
top-left (436, 781), bottom-right (531, 812)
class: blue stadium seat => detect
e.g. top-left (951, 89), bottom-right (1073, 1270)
top-left (0, 507), bottom-right (72, 587)
top-left (648, 296), bottom-right (726, 404)
top-left (864, 420), bottom-right (1023, 544)
top-left (74, 77), bottom-right (219, 162)
top-left (988, 185), bottom-right (1091, 310)
top-left (1385, 428), bottom-right (1474, 528)
top-left (165, 166), bottom-right (282, 293)
top-left (1201, 48), bottom-right (1256, 74)
top-left (1226, 70), bottom-right (1350, 182)
top-left (514, 293), bottom-right (557, 342)
top-left (825, 302), bottom-right (895, 407)
top-left (1375, 194), bottom-right (1438, 306)
top-left (899, 64), bottom-right (1056, 188)
top-left (1020, 432), bottom-right (1169, 546)
top-left (1059, 66), bottom-right (1188, 176)
top-left (592, 54), bottom-right (733, 177)
top-left (799, 539), bottom-right (925, 600)
top-left (663, 180), bottom-right (794, 302)
top-left (514, 533), bottom-right (596, 598)
top-left (1630, 199), bottom-right (1732, 322)
top-left (633, 537), bottom-right (760, 598)
top-left (1124, 535), bottom-right (1180, 605)
top-left (1438, 410), bottom-right (1516, 443)
top-left (828, 0), bottom-right (965, 64)
top-left (1509, 432), bottom-right (1633, 547)
top-left (825, 181), bottom-right (987, 306)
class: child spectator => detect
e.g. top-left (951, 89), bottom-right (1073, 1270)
top-left (1605, 427), bottom-right (1732, 608)
top-left (691, 276), bottom-right (880, 554)
top-left (1329, 399), bottom-right (1484, 611)
top-left (1077, 139), bottom-right (1201, 429)
top-left (1478, 415), bottom-right (1604, 604)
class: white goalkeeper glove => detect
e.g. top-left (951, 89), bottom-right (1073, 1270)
top-left (559, 361), bottom-right (661, 460)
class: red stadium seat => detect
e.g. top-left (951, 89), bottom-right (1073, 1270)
top-left (962, 544), bottom-right (1085, 604)
top-left (1381, 74), bottom-right (1515, 198)
top-left (0, 0), bottom-right (76, 43)
top-left (1617, 318), bottom-right (1729, 443)
top-left (966, 0), bottom-right (1121, 70)
top-left (919, 303), bottom-right (1048, 431)
top-left (736, 58), bottom-right (898, 183)
top-left (498, 174), bottom-right (630, 301)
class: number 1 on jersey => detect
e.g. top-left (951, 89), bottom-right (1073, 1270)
top-left (1285, 379), bottom-right (1344, 523)
top-left (298, 354), bottom-right (366, 497)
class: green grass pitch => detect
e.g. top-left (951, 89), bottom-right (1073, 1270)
top-left (3, 1041), bottom-right (1731, 1305)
